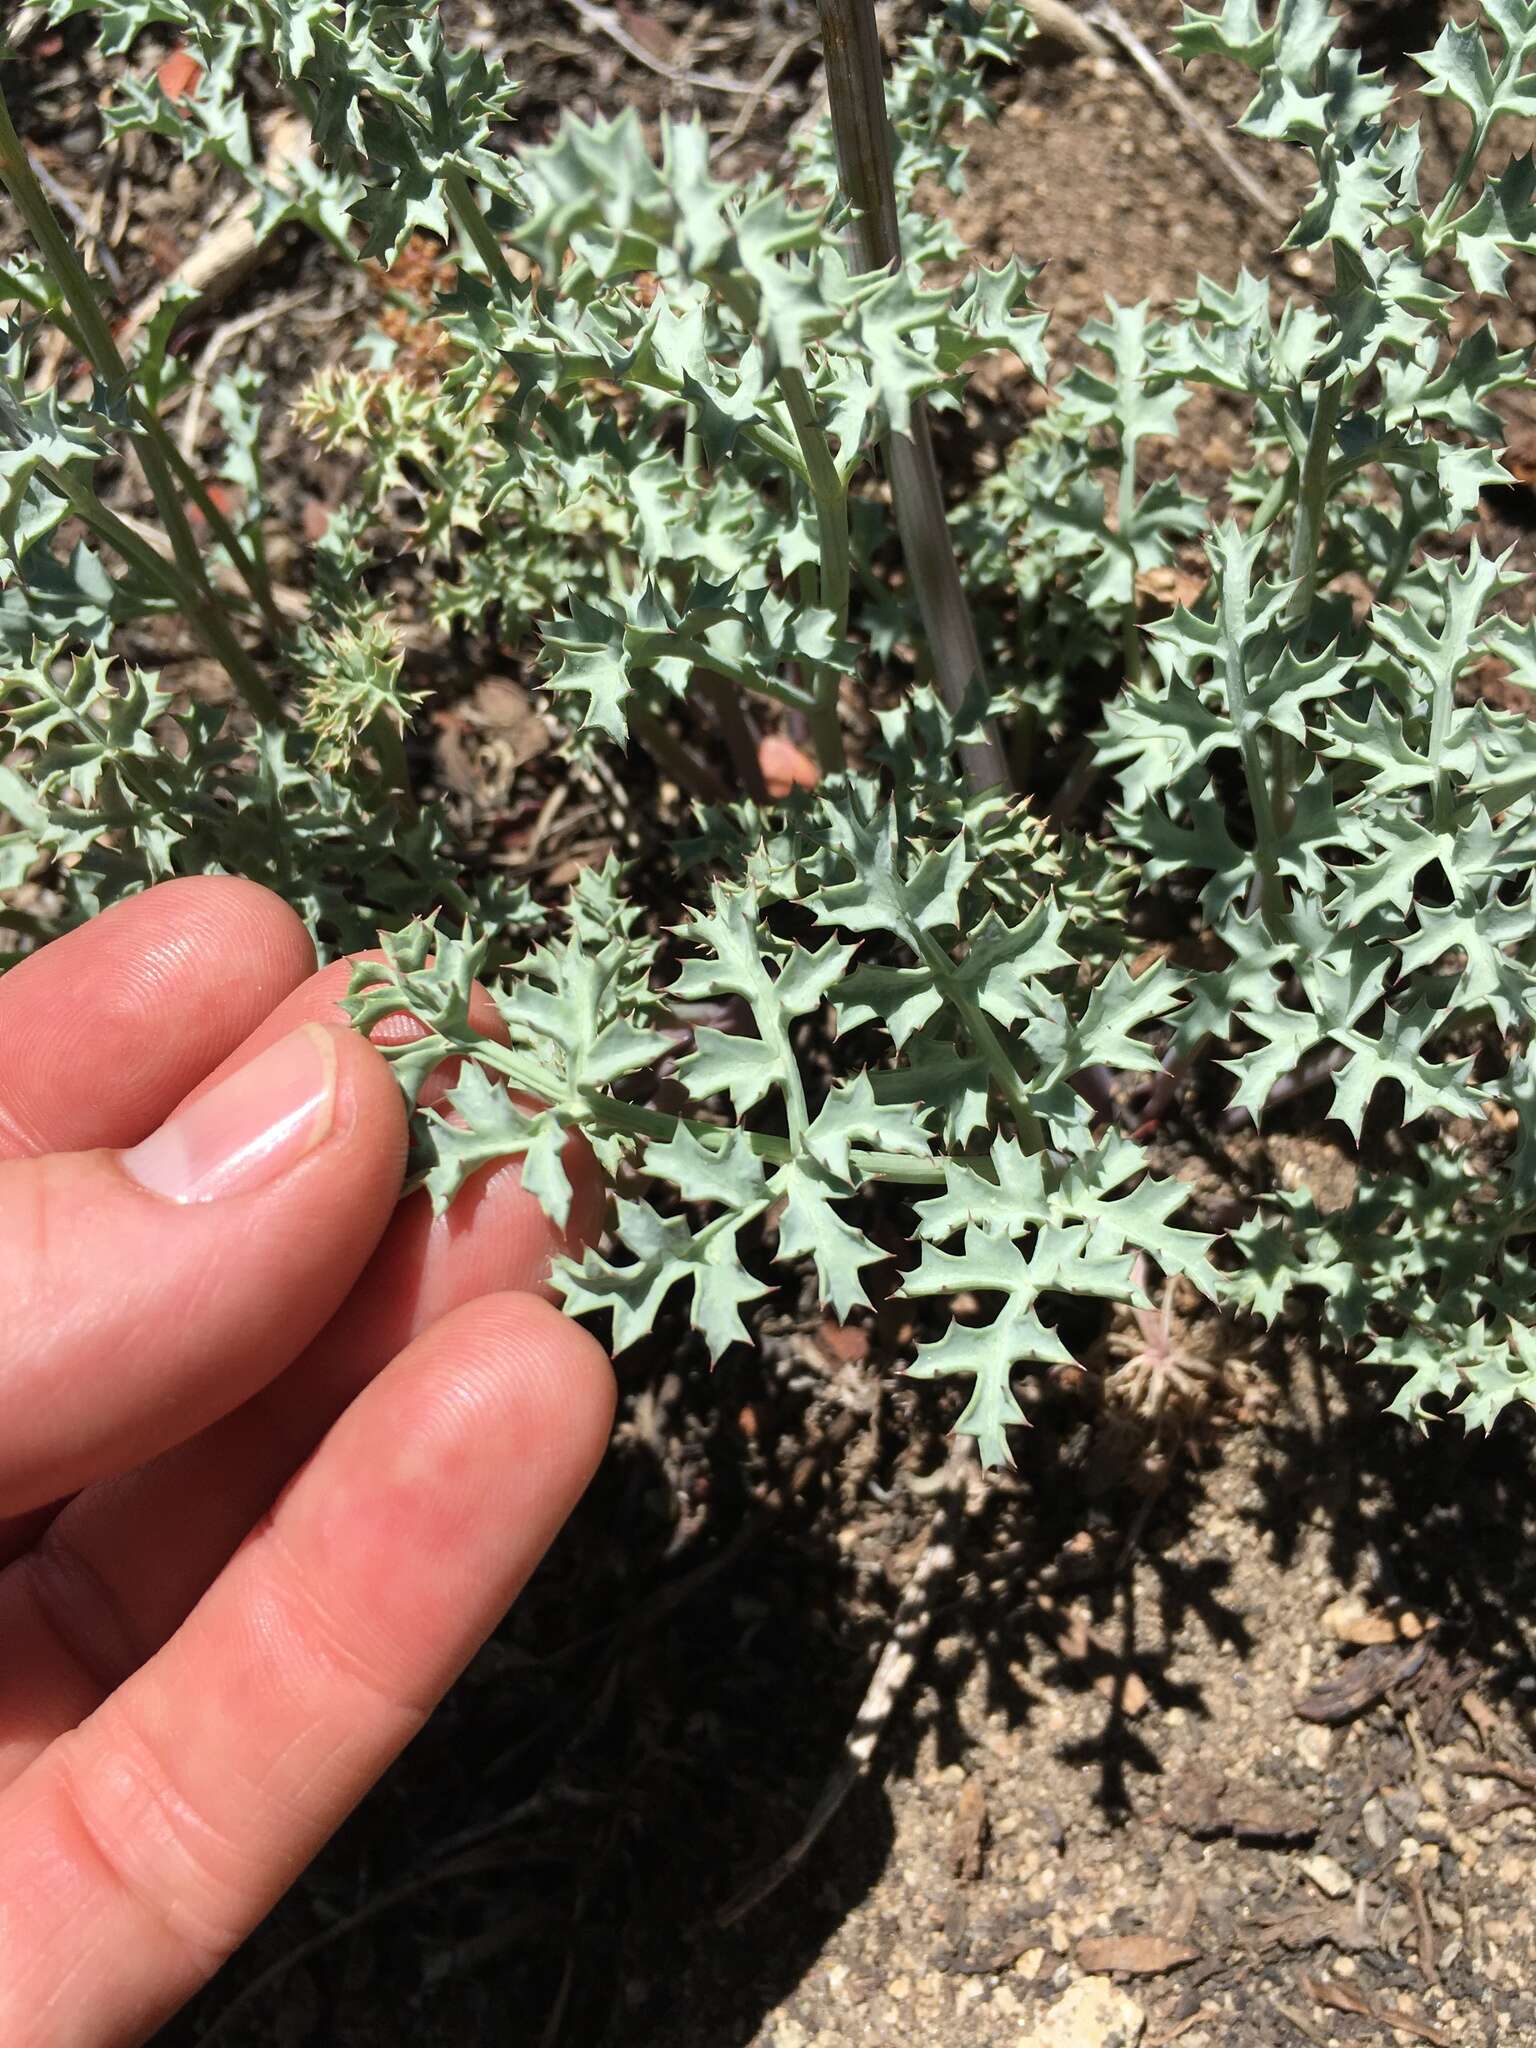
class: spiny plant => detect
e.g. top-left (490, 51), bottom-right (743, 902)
top-left (4, 0), bottom-right (1536, 1462)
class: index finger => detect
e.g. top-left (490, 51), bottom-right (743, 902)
top-left (0, 879), bottom-right (315, 1159)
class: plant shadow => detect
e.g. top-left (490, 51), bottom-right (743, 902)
top-left (161, 1280), bottom-right (1536, 2048)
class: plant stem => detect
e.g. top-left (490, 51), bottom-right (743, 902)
top-left (777, 366), bottom-right (850, 774)
top-left (136, 402), bottom-right (286, 642)
top-left (587, 1092), bottom-right (947, 1183)
top-left (1269, 377), bottom-right (1341, 852)
top-left (444, 167), bottom-right (523, 302)
top-left (1217, 549), bottom-right (1285, 935)
top-left (1118, 429), bottom-right (1141, 687)
top-left (713, 279), bottom-right (851, 775)
top-left (1427, 109), bottom-right (1495, 244)
top-left (913, 929), bottom-right (1049, 1154)
top-left (1248, 457), bottom-right (1296, 537)
top-left (817, 0), bottom-right (1010, 796)
top-left (0, 86), bottom-right (280, 722)
top-left (1282, 378), bottom-right (1340, 636)
top-left (26, 287), bottom-right (283, 637)
top-left (669, 633), bottom-right (813, 712)
top-left (450, 1037), bottom-right (949, 1182)
top-left (41, 459), bottom-right (281, 720)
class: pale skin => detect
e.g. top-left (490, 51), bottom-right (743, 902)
top-left (0, 876), bottom-right (615, 2046)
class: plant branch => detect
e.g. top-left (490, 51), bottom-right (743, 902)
top-left (914, 929), bottom-right (1049, 1154)
top-left (714, 278), bottom-right (850, 775)
top-left (40, 459), bottom-right (281, 720)
top-left (817, 0), bottom-right (1010, 796)
top-left (427, 1034), bottom-right (951, 1183)
top-left (1282, 378), bottom-right (1341, 634)
top-left (0, 86), bottom-right (281, 721)
top-left (777, 367), bottom-right (851, 773)
top-left (1218, 558), bottom-right (1286, 936)
top-left (134, 397), bottom-right (287, 642)
top-left (444, 166), bottom-right (522, 302)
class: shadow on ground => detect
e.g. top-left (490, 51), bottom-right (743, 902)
top-left (161, 1294), bottom-right (1536, 2048)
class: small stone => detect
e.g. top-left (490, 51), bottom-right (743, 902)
top-left (1301, 1853), bottom-right (1354, 1899)
top-left (1362, 1795), bottom-right (1390, 1849)
top-left (1019, 1977), bottom-right (1147, 2048)
top-left (1322, 1593), bottom-right (1397, 1645)
top-left (1296, 1723), bottom-right (1332, 1772)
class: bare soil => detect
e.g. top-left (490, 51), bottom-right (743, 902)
top-left (9, 3), bottom-right (1536, 2045)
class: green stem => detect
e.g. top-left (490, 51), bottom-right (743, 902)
top-left (457, 1039), bottom-right (948, 1183)
top-left (444, 167), bottom-right (522, 302)
top-left (1426, 645), bottom-right (1458, 834)
top-left (1248, 458), bottom-right (1297, 538)
top-left (1218, 555), bottom-right (1285, 936)
top-left (776, 362), bottom-right (843, 506)
top-left (0, 87), bottom-right (280, 721)
top-left (33, 294), bottom-right (283, 635)
top-left (1269, 378), bottom-right (1341, 852)
top-left (1118, 430), bottom-right (1141, 687)
top-left (139, 402), bottom-right (286, 642)
top-left (669, 635), bottom-right (816, 715)
top-left (1427, 118), bottom-right (1491, 244)
top-left (914, 930), bottom-right (1048, 1154)
top-left (591, 1092), bottom-right (946, 1183)
top-left (1282, 379), bottom-right (1341, 636)
top-left (775, 365), bottom-right (850, 774)
top-left (714, 281), bottom-right (850, 776)
top-left (42, 460), bottom-right (282, 721)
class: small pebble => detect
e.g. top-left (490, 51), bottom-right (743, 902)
top-left (1301, 1853), bottom-right (1354, 1899)
top-left (1296, 1723), bottom-right (1332, 1772)
top-left (1362, 1795), bottom-right (1390, 1849)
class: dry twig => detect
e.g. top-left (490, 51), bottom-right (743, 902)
top-left (710, 28), bottom-right (819, 161)
top-left (1025, 0), bottom-right (1112, 56)
top-left (1084, 0), bottom-right (1292, 230)
top-left (176, 284), bottom-right (324, 458)
top-left (563, 0), bottom-right (792, 102)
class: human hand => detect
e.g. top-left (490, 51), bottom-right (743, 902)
top-left (0, 877), bottom-right (613, 2046)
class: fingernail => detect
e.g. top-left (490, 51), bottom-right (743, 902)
top-left (122, 1024), bottom-right (339, 1203)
